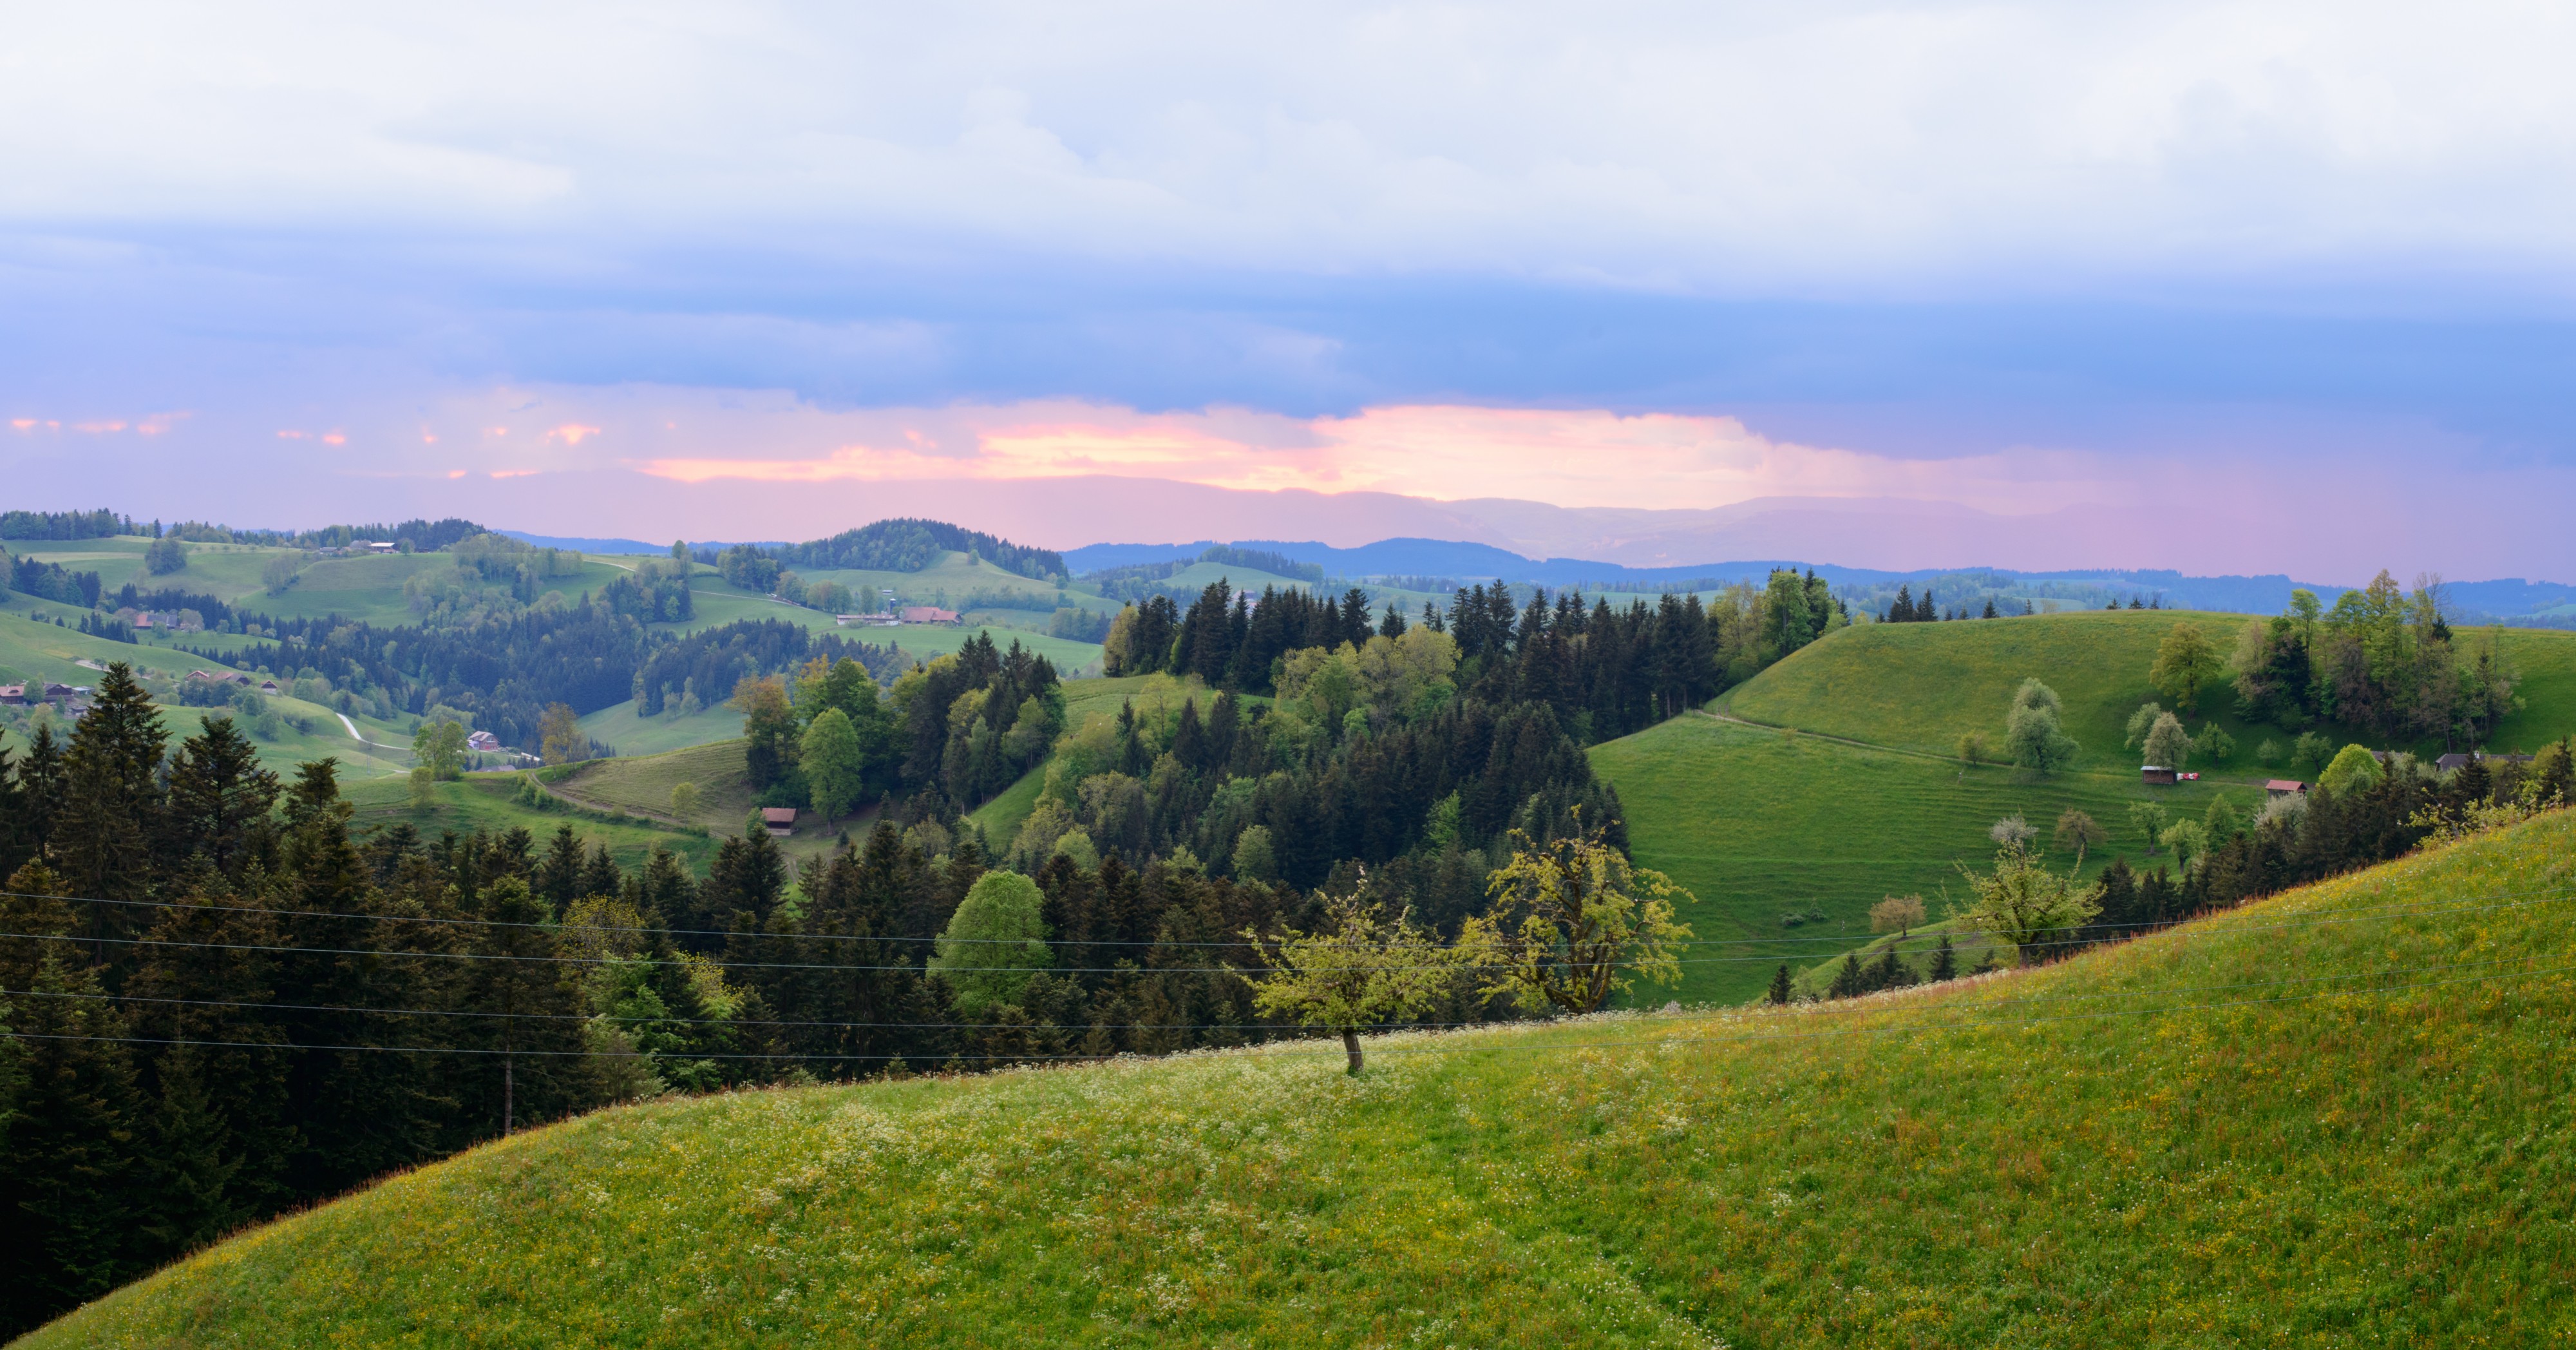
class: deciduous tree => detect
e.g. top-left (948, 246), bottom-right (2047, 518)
top-left (1243, 877), bottom-right (1455, 1074)
top-left (1459, 823), bottom-right (1693, 1014)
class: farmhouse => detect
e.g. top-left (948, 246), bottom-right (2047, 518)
top-left (2265, 779), bottom-right (2308, 798)
top-left (466, 730), bottom-right (502, 752)
top-left (0, 685), bottom-right (21, 705)
top-left (258, 680), bottom-right (282, 696)
top-left (2141, 765), bottom-right (2178, 786)
top-left (900, 606), bottom-right (961, 625)
top-left (761, 806), bottom-right (798, 837)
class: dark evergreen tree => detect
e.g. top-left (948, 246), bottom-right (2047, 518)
top-left (1766, 964), bottom-right (1791, 1005)
top-left (1928, 935), bottom-right (1957, 982)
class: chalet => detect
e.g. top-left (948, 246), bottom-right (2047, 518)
top-left (900, 606), bottom-right (961, 625)
top-left (2141, 765), bottom-right (2178, 786)
top-left (0, 685), bottom-right (21, 705)
top-left (2435, 752), bottom-right (2474, 774)
top-left (466, 730), bottom-right (502, 752)
top-left (258, 680), bottom-right (283, 696)
top-left (761, 806), bottom-right (798, 838)
top-left (2264, 779), bottom-right (2308, 798)
top-left (186, 669), bottom-right (251, 686)
top-left (42, 683), bottom-right (73, 701)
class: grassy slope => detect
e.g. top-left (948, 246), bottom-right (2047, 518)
top-left (1593, 715), bottom-right (2236, 1005)
top-left (32, 811), bottom-right (2576, 1347)
top-left (1729, 610), bottom-right (2576, 763)
top-left (576, 698), bottom-right (752, 757)
top-left (341, 774), bottom-right (722, 873)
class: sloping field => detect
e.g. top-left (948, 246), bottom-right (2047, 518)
top-left (26, 812), bottom-right (2575, 1347)
top-left (341, 773), bottom-right (723, 873)
top-left (1728, 610), bottom-right (2576, 763)
top-left (1592, 714), bottom-right (2237, 1005)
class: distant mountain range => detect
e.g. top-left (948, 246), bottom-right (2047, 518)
top-left (497, 520), bottom-right (2576, 626)
top-left (1063, 537), bottom-right (2576, 624)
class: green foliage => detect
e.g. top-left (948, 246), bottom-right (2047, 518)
top-left (142, 535), bottom-right (187, 575)
top-left (2195, 721), bottom-right (2235, 763)
top-left (1243, 879), bottom-right (1455, 1074)
top-left (1459, 825), bottom-right (1693, 1014)
top-left (2141, 711), bottom-right (2193, 768)
top-left (668, 781), bottom-right (699, 818)
top-left (2005, 678), bottom-right (2079, 774)
top-left (2123, 700), bottom-right (2165, 751)
top-left (412, 719), bottom-right (467, 780)
top-left (43, 814), bottom-right (2576, 1347)
top-left (1953, 842), bottom-right (2103, 963)
top-left (797, 709), bottom-right (864, 819)
top-left (2320, 743), bottom-right (2386, 796)
top-left (2148, 621), bottom-right (2223, 712)
top-left (929, 871), bottom-right (1050, 1013)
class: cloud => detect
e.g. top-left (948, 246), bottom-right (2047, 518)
top-left (616, 394), bottom-right (2103, 515)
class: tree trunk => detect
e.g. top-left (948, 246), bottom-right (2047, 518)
top-left (1341, 1028), bottom-right (1363, 1076)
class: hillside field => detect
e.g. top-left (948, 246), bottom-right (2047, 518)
top-left (341, 772), bottom-right (723, 872)
top-left (1592, 715), bottom-right (2237, 1005)
top-left (1728, 609), bottom-right (2576, 763)
top-left (28, 808), bottom-right (2575, 1347)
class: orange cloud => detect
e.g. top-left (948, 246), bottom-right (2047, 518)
top-left (545, 423), bottom-right (602, 446)
top-left (73, 420), bottom-right (128, 433)
top-left (624, 402), bottom-right (2101, 515)
top-left (489, 468), bottom-right (538, 479)
top-left (448, 469), bottom-right (468, 479)
top-left (8, 419), bottom-right (33, 431)
top-left (321, 432), bottom-right (346, 446)
top-left (277, 429), bottom-right (308, 439)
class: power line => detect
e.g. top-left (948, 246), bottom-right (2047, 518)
top-left (19, 877), bottom-right (2574, 951)
top-left (12, 958), bottom-right (2566, 1064)
top-left (8, 948), bottom-right (2563, 1033)
top-left (6, 886), bottom-right (2570, 976)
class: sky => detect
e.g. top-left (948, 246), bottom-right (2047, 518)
top-left (6, 1), bottom-right (2576, 580)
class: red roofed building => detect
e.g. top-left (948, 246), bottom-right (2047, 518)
top-left (900, 606), bottom-right (960, 625)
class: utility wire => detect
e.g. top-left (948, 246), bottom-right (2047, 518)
top-left (15, 879), bottom-right (2574, 950)
top-left (10, 958), bottom-right (2567, 1063)
top-left (6, 887), bottom-right (2571, 975)
top-left (10, 881), bottom-right (2566, 953)
top-left (7, 948), bottom-right (2564, 1032)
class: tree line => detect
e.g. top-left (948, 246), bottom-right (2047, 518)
top-left (1803, 742), bottom-right (2573, 1000)
top-left (0, 659), bottom-right (1706, 1335)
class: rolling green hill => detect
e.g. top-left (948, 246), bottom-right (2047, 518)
top-left (1600, 611), bottom-right (2576, 1005)
top-left (26, 810), bottom-right (2575, 1347)
top-left (1727, 609), bottom-right (2576, 762)
top-left (1593, 714), bottom-right (2239, 1005)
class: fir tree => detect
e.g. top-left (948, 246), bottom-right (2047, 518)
top-left (1928, 935), bottom-right (1957, 981)
top-left (1767, 963), bottom-right (1792, 1005)
top-left (1828, 955), bottom-right (1864, 999)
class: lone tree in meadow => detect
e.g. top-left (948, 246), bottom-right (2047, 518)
top-left (1460, 822), bottom-right (1694, 1014)
top-left (2005, 678), bottom-right (2079, 775)
top-left (2052, 808), bottom-right (2107, 859)
top-left (1955, 842), bottom-right (2104, 967)
top-left (1243, 876), bottom-right (1456, 1074)
top-left (2149, 622), bottom-right (2224, 714)
top-left (1870, 894), bottom-right (1927, 936)
top-left (1767, 964), bottom-right (1792, 1005)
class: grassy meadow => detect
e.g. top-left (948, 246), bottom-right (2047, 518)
top-left (1593, 714), bottom-right (2239, 1005)
top-left (28, 808), bottom-right (2576, 1347)
top-left (341, 772), bottom-right (724, 873)
top-left (1729, 609), bottom-right (2576, 765)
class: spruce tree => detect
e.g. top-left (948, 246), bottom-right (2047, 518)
top-left (533, 825), bottom-right (585, 913)
top-left (53, 661), bottom-right (167, 956)
top-left (1767, 963), bottom-right (1791, 1005)
top-left (1928, 935), bottom-right (1957, 981)
top-left (1828, 955), bottom-right (1864, 999)
top-left (161, 714), bottom-right (278, 881)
